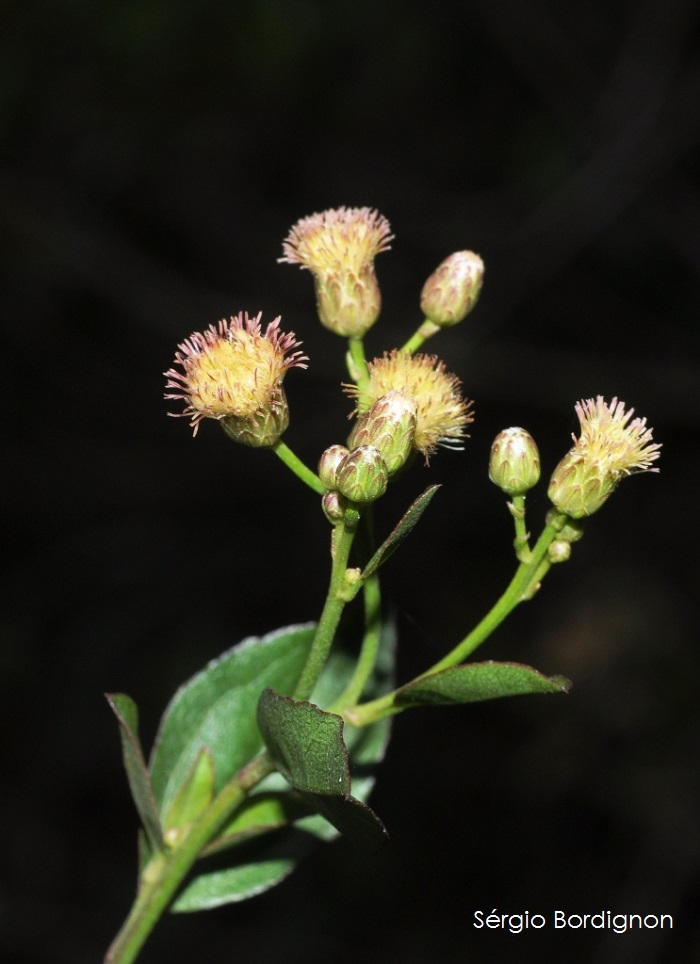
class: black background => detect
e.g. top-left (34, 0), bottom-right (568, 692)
top-left (3, 1), bottom-right (699, 961)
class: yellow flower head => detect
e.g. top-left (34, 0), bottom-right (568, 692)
top-left (279, 206), bottom-right (393, 337)
top-left (346, 350), bottom-right (474, 459)
top-left (164, 312), bottom-right (307, 444)
top-left (548, 396), bottom-right (661, 517)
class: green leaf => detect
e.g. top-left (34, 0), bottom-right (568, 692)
top-left (163, 748), bottom-right (215, 836)
top-left (207, 791), bottom-right (311, 852)
top-left (171, 832), bottom-right (321, 912)
top-left (257, 688), bottom-right (350, 794)
top-left (361, 485), bottom-right (440, 579)
top-left (257, 688), bottom-right (387, 853)
top-left (149, 624), bottom-right (315, 820)
top-left (395, 660), bottom-right (571, 707)
top-left (171, 621), bottom-right (395, 911)
top-left (105, 693), bottom-right (163, 851)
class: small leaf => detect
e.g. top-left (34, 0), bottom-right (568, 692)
top-left (257, 688), bottom-right (387, 852)
top-left (163, 748), bottom-right (215, 835)
top-left (395, 661), bottom-right (571, 707)
top-left (361, 485), bottom-right (440, 579)
top-left (172, 832), bottom-right (320, 912)
top-left (150, 624), bottom-right (315, 820)
top-left (106, 693), bottom-right (163, 851)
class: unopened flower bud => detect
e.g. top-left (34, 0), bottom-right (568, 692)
top-left (318, 444), bottom-right (350, 490)
top-left (489, 427), bottom-right (541, 496)
top-left (335, 445), bottom-right (389, 504)
top-left (348, 390), bottom-right (417, 476)
top-left (548, 397), bottom-right (661, 518)
top-left (420, 251), bottom-right (484, 327)
top-left (321, 490), bottom-right (347, 524)
top-left (548, 539), bottom-right (572, 563)
top-left (280, 207), bottom-right (393, 337)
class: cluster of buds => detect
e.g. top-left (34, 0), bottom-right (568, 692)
top-left (165, 208), bottom-right (659, 534)
top-left (317, 391), bottom-right (419, 512)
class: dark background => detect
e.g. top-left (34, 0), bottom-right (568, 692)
top-left (3, 1), bottom-right (699, 961)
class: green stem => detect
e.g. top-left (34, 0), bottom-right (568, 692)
top-left (401, 319), bottom-right (441, 355)
top-left (330, 507), bottom-right (382, 710)
top-left (508, 494), bottom-right (531, 561)
top-left (330, 570), bottom-right (381, 711)
top-left (293, 516), bottom-right (358, 702)
top-left (346, 337), bottom-right (370, 394)
top-left (105, 753), bottom-right (275, 964)
top-left (272, 440), bottom-right (325, 494)
top-left (345, 513), bottom-right (564, 727)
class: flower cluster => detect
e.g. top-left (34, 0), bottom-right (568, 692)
top-left (164, 210), bottom-right (659, 524)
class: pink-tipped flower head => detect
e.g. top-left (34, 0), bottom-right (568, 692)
top-left (280, 206), bottom-right (393, 337)
top-left (164, 311), bottom-right (307, 446)
top-left (345, 350), bottom-right (474, 460)
top-left (548, 396), bottom-right (661, 518)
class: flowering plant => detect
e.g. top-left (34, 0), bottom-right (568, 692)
top-left (105, 207), bottom-right (660, 962)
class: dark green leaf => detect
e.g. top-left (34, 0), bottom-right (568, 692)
top-left (257, 688), bottom-right (387, 852)
top-left (361, 485), bottom-right (440, 579)
top-left (297, 791), bottom-right (387, 853)
top-left (257, 688), bottom-right (350, 794)
top-left (395, 660), bottom-right (571, 706)
top-left (149, 624), bottom-right (315, 819)
top-left (105, 693), bottom-right (163, 851)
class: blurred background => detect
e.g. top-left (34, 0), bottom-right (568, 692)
top-left (2, 1), bottom-right (699, 961)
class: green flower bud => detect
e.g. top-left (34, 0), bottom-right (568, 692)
top-left (548, 539), bottom-right (572, 563)
top-left (335, 445), bottom-right (389, 504)
top-left (318, 444), bottom-right (350, 490)
top-left (489, 427), bottom-right (541, 496)
top-left (321, 490), bottom-right (347, 523)
top-left (348, 390), bottom-right (418, 476)
top-left (548, 454), bottom-right (611, 518)
top-left (420, 251), bottom-right (484, 327)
